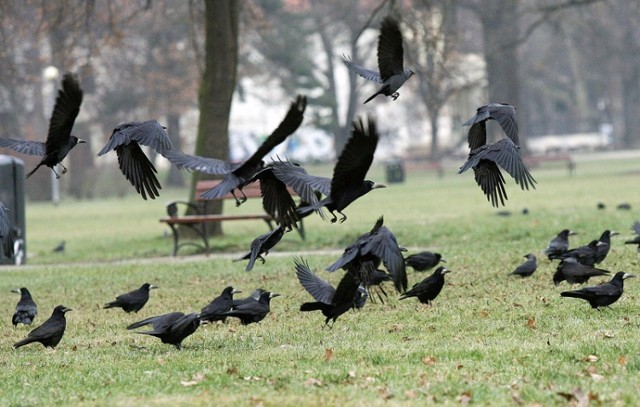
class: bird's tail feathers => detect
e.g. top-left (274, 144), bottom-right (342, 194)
top-left (560, 291), bottom-right (588, 299)
top-left (13, 337), bottom-right (35, 348)
top-left (25, 164), bottom-right (42, 179)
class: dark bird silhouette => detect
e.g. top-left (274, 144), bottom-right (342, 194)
top-left (164, 95), bottom-right (306, 205)
top-left (14, 305), bottom-right (71, 349)
top-left (200, 286), bottom-right (241, 323)
top-left (595, 230), bottom-right (619, 264)
top-left (127, 312), bottom-right (202, 349)
top-left (545, 229), bottom-right (577, 260)
top-left (400, 266), bottom-right (451, 305)
top-left (11, 287), bottom-right (37, 326)
top-left (624, 221), bottom-right (640, 252)
top-left (53, 241), bottom-right (66, 253)
top-left (235, 226), bottom-right (288, 271)
top-left (343, 16), bottom-right (414, 103)
top-left (219, 291), bottom-right (281, 325)
top-left (597, 202), bottom-right (606, 210)
top-left (326, 216), bottom-right (407, 293)
top-left (405, 251), bottom-right (446, 272)
top-left (509, 254), bottom-right (537, 278)
top-left (559, 240), bottom-right (605, 266)
top-left (97, 121), bottom-right (172, 200)
top-left (296, 116), bottom-right (385, 223)
top-left (0, 202), bottom-right (15, 259)
top-left (103, 283), bottom-right (158, 313)
top-left (553, 257), bottom-right (610, 285)
top-left (232, 288), bottom-right (266, 308)
top-left (617, 202), bottom-right (631, 210)
top-left (561, 272), bottom-right (635, 308)
top-left (0, 73), bottom-right (84, 178)
top-left (458, 103), bottom-right (536, 207)
top-left (296, 258), bottom-right (363, 328)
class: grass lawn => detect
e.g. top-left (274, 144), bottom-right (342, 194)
top-left (1, 152), bottom-right (640, 406)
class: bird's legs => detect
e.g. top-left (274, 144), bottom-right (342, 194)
top-left (258, 255), bottom-right (266, 264)
top-left (232, 189), bottom-right (248, 207)
top-left (391, 92), bottom-right (400, 101)
top-left (338, 212), bottom-right (347, 223)
top-left (60, 163), bottom-right (68, 174)
top-left (50, 166), bottom-right (62, 179)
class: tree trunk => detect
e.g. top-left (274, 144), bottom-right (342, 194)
top-left (186, 0), bottom-right (239, 237)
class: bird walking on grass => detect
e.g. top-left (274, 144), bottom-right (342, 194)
top-left (343, 16), bottom-right (414, 104)
top-left (400, 266), bottom-right (451, 305)
top-left (561, 272), bottom-right (635, 309)
top-left (553, 257), bottom-right (610, 285)
top-left (14, 305), bottom-right (71, 349)
top-left (510, 254), bottom-right (537, 278)
top-left (219, 290), bottom-right (281, 325)
top-left (127, 312), bottom-right (202, 349)
top-left (11, 287), bottom-right (37, 326)
top-left (0, 73), bottom-right (84, 178)
top-left (200, 286), bottom-right (241, 323)
top-left (624, 221), bottom-right (640, 252)
top-left (545, 229), bottom-right (577, 260)
top-left (103, 283), bottom-right (158, 313)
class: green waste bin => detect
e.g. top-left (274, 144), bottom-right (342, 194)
top-left (0, 155), bottom-right (26, 265)
top-left (385, 160), bottom-right (405, 184)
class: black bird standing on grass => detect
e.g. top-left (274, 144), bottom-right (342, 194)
top-left (127, 312), bottom-right (202, 349)
top-left (561, 272), bottom-right (635, 309)
top-left (509, 254), bottom-right (537, 278)
top-left (559, 240), bottom-right (604, 266)
top-left (400, 266), bottom-right (451, 305)
top-left (553, 257), bottom-right (610, 285)
top-left (164, 95), bottom-right (306, 205)
top-left (0, 202), bottom-right (15, 259)
top-left (11, 287), bottom-right (37, 326)
top-left (14, 305), bottom-right (71, 349)
top-left (458, 103), bottom-right (536, 207)
top-left (97, 121), bottom-right (172, 200)
top-left (296, 116), bottom-right (385, 223)
top-left (219, 291), bottom-right (281, 325)
top-left (235, 226), bottom-right (288, 271)
top-left (595, 230), bottom-right (619, 264)
top-left (545, 229), bottom-right (577, 260)
top-left (103, 283), bottom-right (158, 313)
top-left (624, 221), bottom-right (640, 252)
top-left (200, 286), bottom-right (241, 323)
top-left (405, 251), bottom-right (445, 272)
top-left (343, 16), bottom-right (414, 104)
top-left (0, 73), bottom-right (84, 178)
top-left (232, 288), bottom-right (266, 308)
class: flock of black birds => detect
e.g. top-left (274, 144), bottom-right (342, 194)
top-left (2, 15), bottom-right (636, 351)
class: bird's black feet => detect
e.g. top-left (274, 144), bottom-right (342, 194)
top-left (392, 92), bottom-right (399, 101)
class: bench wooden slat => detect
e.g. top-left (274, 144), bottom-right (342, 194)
top-left (160, 214), bottom-right (272, 224)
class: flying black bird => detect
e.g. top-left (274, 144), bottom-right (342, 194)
top-left (296, 116), bottom-right (385, 223)
top-left (164, 95), bottom-right (306, 205)
top-left (14, 305), bottom-right (72, 349)
top-left (509, 254), bottom-right (537, 278)
top-left (553, 257), bottom-right (610, 285)
top-left (200, 286), bottom-right (241, 323)
top-left (235, 226), bottom-right (288, 271)
top-left (545, 229), bottom-right (577, 260)
top-left (11, 287), bottom-right (37, 326)
top-left (458, 103), bottom-right (536, 207)
top-left (559, 240), bottom-right (604, 266)
top-left (219, 291), bottom-right (281, 325)
top-left (0, 202), bottom-right (15, 259)
top-left (97, 121), bottom-right (172, 200)
top-left (624, 221), bottom-right (640, 252)
top-left (0, 73), bottom-right (84, 178)
top-left (296, 258), bottom-right (363, 328)
top-left (103, 283), bottom-right (158, 313)
top-left (343, 16), bottom-right (414, 103)
top-left (326, 216), bottom-right (407, 293)
top-left (561, 272), bottom-right (635, 308)
top-left (405, 251), bottom-right (446, 272)
top-left (400, 266), bottom-right (451, 305)
top-left (232, 288), bottom-right (267, 308)
top-left (595, 230), bottom-right (619, 264)
top-left (127, 312), bottom-right (202, 349)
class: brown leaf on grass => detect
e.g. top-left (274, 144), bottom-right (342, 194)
top-left (557, 387), bottom-right (589, 406)
top-left (581, 355), bottom-right (598, 363)
top-left (226, 366), bottom-right (238, 375)
top-left (618, 355), bottom-right (627, 366)
top-left (389, 323), bottom-right (403, 332)
top-left (512, 303), bottom-right (522, 307)
top-left (587, 365), bottom-right (604, 382)
top-left (324, 348), bottom-right (334, 362)
top-left (304, 377), bottom-right (322, 387)
top-left (180, 373), bottom-right (205, 387)
top-left (526, 316), bottom-right (537, 330)
top-left (457, 391), bottom-right (472, 405)
top-left (376, 386), bottom-right (394, 400)
top-left (539, 296), bottom-right (549, 305)
top-left (422, 356), bottom-right (437, 365)
top-left (477, 310), bottom-right (489, 318)
top-left (510, 390), bottom-right (525, 405)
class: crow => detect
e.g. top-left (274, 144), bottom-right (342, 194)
top-left (53, 241), bottom-right (66, 253)
top-left (0, 73), bottom-right (84, 178)
top-left (11, 287), bottom-right (37, 326)
top-left (97, 121), bottom-right (172, 200)
top-left (458, 103), bottom-right (536, 207)
top-left (127, 312), bottom-right (202, 349)
top-left (400, 266), bottom-right (451, 305)
top-left (295, 258), bottom-right (362, 328)
top-left (559, 240), bottom-right (604, 266)
top-left (164, 95), bottom-right (306, 205)
top-left (595, 230), bottom-right (619, 264)
top-left (405, 251), bottom-right (446, 272)
top-left (296, 116), bottom-right (385, 223)
top-left (544, 229), bottom-right (577, 260)
top-left (235, 226), bottom-right (288, 271)
top-left (509, 254), bottom-right (537, 278)
top-left (553, 257), bottom-right (610, 285)
top-left (0, 202), bottom-right (15, 259)
top-left (103, 283), bottom-right (158, 313)
top-left (343, 16), bottom-right (414, 103)
top-left (219, 291), bottom-right (281, 325)
top-left (561, 272), bottom-right (635, 308)
top-left (624, 221), bottom-right (640, 252)
top-left (14, 305), bottom-right (72, 349)
top-left (200, 286), bottom-right (241, 323)
top-left (232, 288), bottom-right (266, 308)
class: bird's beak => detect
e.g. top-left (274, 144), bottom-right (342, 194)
top-left (372, 183), bottom-right (386, 189)
top-left (199, 319), bottom-right (210, 326)
top-left (440, 259), bottom-right (447, 263)
top-left (441, 268), bottom-right (451, 274)
top-left (596, 241), bottom-right (607, 246)
top-left (569, 231), bottom-right (578, 235)
top-left (149, 285), bottom-right (159, 290)
top-left (77, 139), bottom-right (87, 144)
top-left (62, 307), bottom-right (73, 313)
top-left (399, 246), bottom-right (408, 252)
top-left (232, 289), bottom-right (242, 294)
top-left (269, 293), bottom-right (282, 298)
top-left (623, 273), bottom-right (636, 279)
top-left (10, 288), bottom-right (20, 294)
top-left (610, 231), bottom-right (620, 236)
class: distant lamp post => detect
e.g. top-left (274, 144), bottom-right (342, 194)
top-left (43, 66), bottom-right (60, 205)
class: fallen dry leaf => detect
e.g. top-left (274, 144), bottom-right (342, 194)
top-left (557, 387), bottom-right (589, 406)
top-left (324, 348), bottom-right (334, 362)
top-left (389, 323), bottom-right (403, 332)
top-left (526, 316), bottom-right (537, 330)
top-left (582, 355), bottom-right (599, 363)
top-left (180, 380), bottom-right (198, 387)
top-left (422, 356), bottom-right (437, 365)
top-left (618, 355), bottom-right (627, 366)
top-left (304, 377), bottom-right (322, 387)
top-left (478, 310), bottom-right (489, 318)
top-left (458, 391), bottom-right (472, 405)
top-left (227, 366), bottom-right (238, 375)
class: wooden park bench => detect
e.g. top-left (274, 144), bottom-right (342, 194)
top-left (159, 180), bottom-right (285, 256)
top-left (524, 153), bottom-right (575, 175)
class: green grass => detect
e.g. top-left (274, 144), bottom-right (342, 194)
top-left (2, 154), bottom-right (640, 406)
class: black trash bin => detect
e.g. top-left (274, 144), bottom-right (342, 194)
top-left (0, 155), bottom-right (26, 265)
top-left (385, 159), bottom-right (405, 184)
